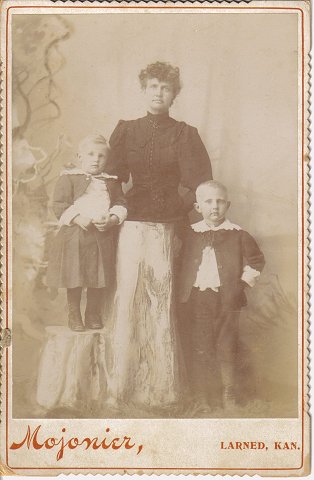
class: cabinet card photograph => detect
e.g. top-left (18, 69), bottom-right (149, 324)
top-left (0, 0), bottom-right (311, 476)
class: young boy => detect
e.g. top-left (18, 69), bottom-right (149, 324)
top-left (46, 134), bottom-right (127, 332)
top-left (179, 180), bottom-right (265, 411)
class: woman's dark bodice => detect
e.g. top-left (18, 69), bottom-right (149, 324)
top-left (109, 112), bottom-right (212, 222)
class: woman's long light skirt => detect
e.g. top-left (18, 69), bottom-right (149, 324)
top-left (108, 221), bottom-right (179, 407)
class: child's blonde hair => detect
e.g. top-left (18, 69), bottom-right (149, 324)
top-left (78, 134), bottom-right (108, 153)
top-left (196, 180), bottom-right (228, 202)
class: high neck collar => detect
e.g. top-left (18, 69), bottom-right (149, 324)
top-left (146, 111), bottom-right (170, 125)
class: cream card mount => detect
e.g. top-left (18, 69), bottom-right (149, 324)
top-left (0, 0), bottom-right (311, 476)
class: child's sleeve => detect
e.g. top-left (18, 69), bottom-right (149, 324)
top-left (109, 181), bottom-right (128, 225)
top-left (51, 175), bottom-right (74, 220)
top-left (240, 231), bottom-right (265, 287)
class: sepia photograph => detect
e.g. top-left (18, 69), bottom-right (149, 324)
top-left (1, 0), bottom-right (310, 476)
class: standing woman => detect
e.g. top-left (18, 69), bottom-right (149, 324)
top-left (108, 62), bottom-right (212, 409)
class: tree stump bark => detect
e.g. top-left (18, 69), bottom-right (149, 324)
top-left (36, 326), bottom-right (109, 411)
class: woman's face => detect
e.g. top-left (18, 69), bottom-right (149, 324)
top-left (144, 78), bottom-right (175, 114)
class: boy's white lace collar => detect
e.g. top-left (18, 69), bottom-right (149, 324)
top-left (191, 219), bottom-right (242, 232)
top-left (60, 167), bottom-right (117, 179)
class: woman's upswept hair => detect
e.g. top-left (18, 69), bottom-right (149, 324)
top-left (139, 61), bottom-right (182, 98)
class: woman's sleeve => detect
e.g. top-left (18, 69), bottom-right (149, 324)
top-left (108, 120), bottom-right (130, 183)
top-left (51, 175), bottom-right (74, 220)
top-left (178, 125), bottom-right (212, 212)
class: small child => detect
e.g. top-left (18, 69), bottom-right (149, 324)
top-left (179, 180), bottom-right (265, 411)
top-left (46, 134), bottom-right (127, 332)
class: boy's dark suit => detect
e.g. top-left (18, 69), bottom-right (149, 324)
top-left (179, 223), bottom-right (265, 407)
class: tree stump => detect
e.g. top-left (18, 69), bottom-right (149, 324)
top-left (36, 326), bottom-right (109, 411)
top-left (109, 221), bottom-right (180, 406)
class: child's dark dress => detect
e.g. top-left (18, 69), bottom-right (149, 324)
top-left (46, 170), bottom-right (127, 289)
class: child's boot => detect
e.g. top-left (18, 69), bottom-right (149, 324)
top-left (221, 361), bottom-right (237, 411)
top-left (67, 287), bottom-right (85, 332)
top-left (85, 288), bottom-right (104, 329)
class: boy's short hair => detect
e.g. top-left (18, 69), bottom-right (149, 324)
top-left (196, 180), bottom-right (228, 202)
top-left (78, 134), bottom-right (108, 153)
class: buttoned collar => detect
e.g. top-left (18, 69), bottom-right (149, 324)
top-left (146, 111), bottom-right (172, 126)
top-left (191, 219), bottom-right (242, 233)
top-left (60, 167), bottom-right (117, 179)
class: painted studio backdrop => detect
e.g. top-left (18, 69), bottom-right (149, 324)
top-left (12, 12), bottom-right (298, 418)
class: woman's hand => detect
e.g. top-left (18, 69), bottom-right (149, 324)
top-left (93, 214), bottom-right (119, 232)
top-left (73, 214), bottom-right (92, 230)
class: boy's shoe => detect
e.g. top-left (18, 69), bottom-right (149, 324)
top-left (85, 312), bottom-right (103, 329)
top-left (68, 310), bottom-right (85, 332)
top-left (185, 396), bottom-right (212, 417)
top-left (222, 386), bottom-right (237, 411)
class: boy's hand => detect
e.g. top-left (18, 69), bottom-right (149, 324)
top-left (93, 214), bottom-right (119, 232)
top-left (73, 214), bottom-right (92, 230)
top-left (108, 214), bottom-right (119, 226)
top-left (93, 214), bottom-right (115, 232)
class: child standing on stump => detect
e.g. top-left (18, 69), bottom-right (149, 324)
top-left (47, 134), bottom-right (127, 332)
top-left (179, 180), bottom-right (265, 412)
